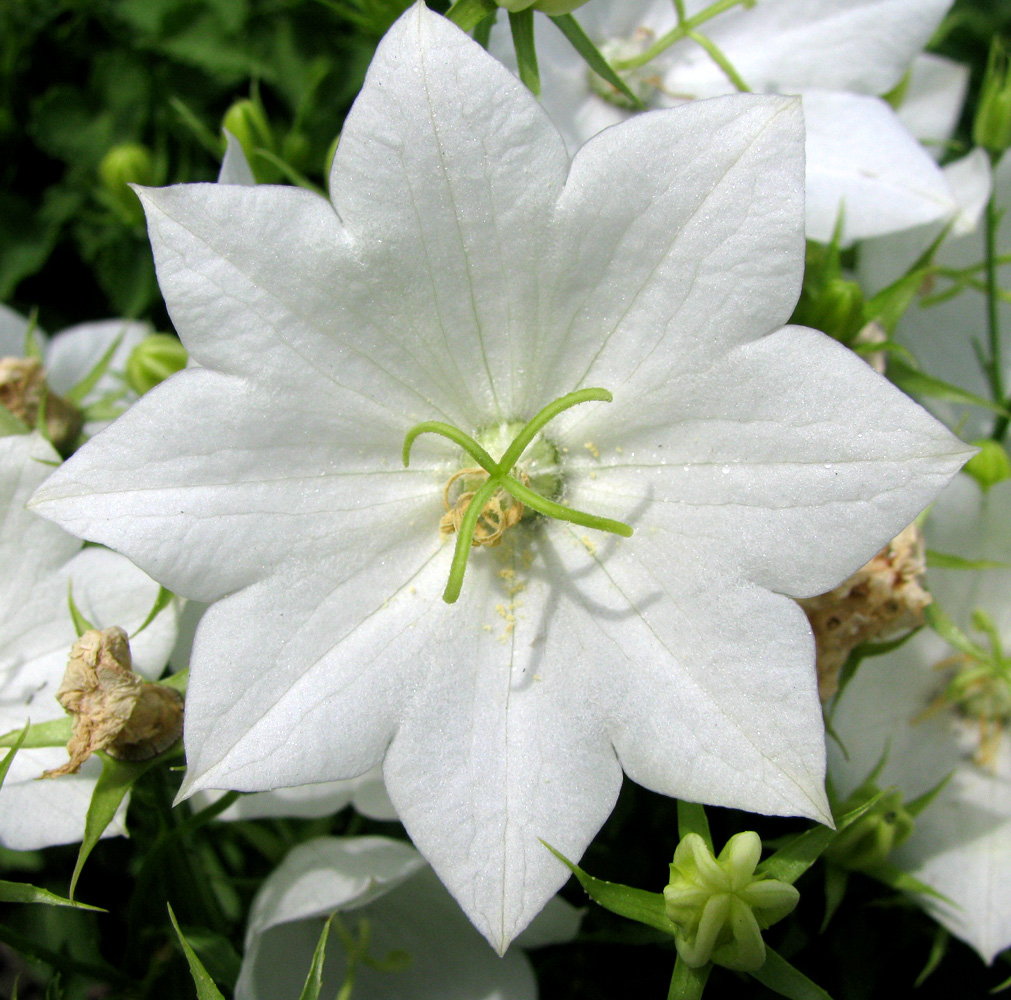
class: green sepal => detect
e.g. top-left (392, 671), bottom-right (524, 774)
top-left (171, 929), bottom-right (242, 994)
top-left (473, 9), bottom-right (497, 47)
top-left (541, 840), bottom-right (676, 937)
top-left (677, 801), bottom-right (713, 853)
top-left (905, 771), bottom-right (954, 819)
top-left (252, 150), bottom-right (325, 195)
top-left (756, 792), bottom-right (885, 886)
top-left (988, 967), bottom-right (1011, 994)
top-left (168, 903), bottom-right (228, 1000)
top-left (0, 404), bottom-right (31, 438)
top-left (131, 585), bottom-right (175, 638)
top-left (865, 225), bottom-right (950, 335)
top-left (923, 602), bottom-right (988, 660)
top-left (67, 581), bottom-right (96, 638)
top-left (832, 627), bottom-right (924, 705)
top-left (63, 333), bottom-right (124, 406)
top-left (0, 722), bottom-right (29, 789)
top-left (750, 947), bottom-right (834, 1000)
top-left (927, 549), bottom-right (1010, 571)
top-left (549, 14), bottom-right (645, 109)
top-left (445, 0), bottom-right (498, 31)
top-left (0, 879), bottom-right (105, 911)
top-left (668, 955), bottom-right (711, 1000)
top-left (299, 914), bottom-right (335, 1000)
top-left (862, 861), bottom-right (952, 904)
top-left (509, 9), bottom-right (540, 96)
top-left (913, 926), bottom-right (949, 988)
top-left (161, 668), bottom-right (189, 695)
top-left (820, 864), bottom-right (849, 932)
top-left (70, 743), bottom-right (183, 899)
top-left (887, 358), bottom-right (1009, 415)
top-left (0, 717), bottom-right (72, 750)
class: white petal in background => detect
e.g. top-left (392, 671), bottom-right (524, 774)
top-left (897, 53), bottom-right (970, 156)
top-left (235, 837), bottom-right (581, 1000)
top-left (0, 434), bottom-right (178, 849)
top-left (830, 476), bottom-right (1011, 962)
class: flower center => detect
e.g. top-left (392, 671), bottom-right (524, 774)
top-left (403, 388), bottom-right (632, 604)
top-left (588, 30), bottom-right (664, 109)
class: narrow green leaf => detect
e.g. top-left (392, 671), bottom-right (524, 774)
top-left (70, 747), bottom-right (180, 898)
top-left (175, 929), bottom-right (242, 992)
top-left (300, 914), bottom-right (335, 1000)
top-left (0, 404), bottom-right (31, 437)
top-left (865, 861), bottom-right (953, 905)
top-left (750, 947), bottom-right (834, 1000)
top-left (0, 879), bottom-right (105, 911)
top-left (887, 358), bottom-right (1009, 414)
top-left (923, 603), bottom-right (988, 660)
top-left (549, 14), bottom-right (645, 110)
top-left (668, 955), bottom-right (710, 1000)
top-left (927, 549), bottom-right (1009, 571)
top-left (677, 801), bottom-right (713, 853)
top-left (820, 864), bottom-right (849, 932)
top-left (757, 794), bottom-right (883, 885)
top-left (168, 904), bottom-right (228, 1000)
top-left (541, 840), bottom-right (675, 936)
top-left (252, 150), bottom-right (325, 194)
top-left (509, 9), bottom-right (540, 95)
top-left (905, 771), bottom-right (954, 819)
top-left (63, 333), bottom-right (123, 406)
top-left (0, 717), bottom-right (72, 749)
top-left (865, 224), bottom-right (950, 334)
top-left (0, 723), bottom-right (29, 789)
top-left (914, 925), bottom-right (949, 988)
top-left (66, 581), bottom-right (95, 638)
top-left (445, 0), bottom-right (497, 32)
top-left (131, 586), bottom-right (174, 638)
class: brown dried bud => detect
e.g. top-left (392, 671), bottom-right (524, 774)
top-left (0, 357), bottom-right (83, 454)
top-left (41, 626), bottom-right (183, 778)
top-left (798, 523), bottom-right (931, 701)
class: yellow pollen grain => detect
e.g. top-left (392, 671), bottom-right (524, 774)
top-left (615, 446), bottom-right (624, 454)
top-left (580, 535), bottom-right (597, 556)
top-left (584, 441), bottom-right (600, 459)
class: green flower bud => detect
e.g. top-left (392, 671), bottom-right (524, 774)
top-left (663, 832), bottom-right (799, 972)
top-left (222, 99), bottom-right (280, 183)
top-left (794, 276), bottom-right (866, 344)
top-left (973, 38), bottom-right (1011, 157)
top-left (98, 143), bottom-right (156, 225)
top-left (963, 438), bottom-right (1011, 492)
top-left (282, 130), bottom-right (312, 173)
top-left (825, 786), bottom-right (914, 872)
top-left (125, 334), bottom-right (188, 396)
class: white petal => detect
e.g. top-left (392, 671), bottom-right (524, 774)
top-left (0, 302), bottom-right (46, 356)
top-left (802, 91), bottom-right (955, 243)
top-left (44, 319), bottom-right (151, 401)
top-left (897, 53), bottom-right (970, 152)
top-left (218, 129), bottom-right (256, 186)
top-left (533, 95), bottom-right (805, 409)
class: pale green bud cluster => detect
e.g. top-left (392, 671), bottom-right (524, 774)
top-left (963, 438), bottom-right (1011, 492)
top-left (663, 832), bottom-right (799, 971)
top-left (126, 334), bottom-right (189, 396)
top-left (222, 98), bottom-right (281, 184)
top-left (825, 786), bottom-right (914, 872)
top-left (98, 143), bottom-right (158, 226)
top-left (974, 38), bottom-right (1011, 157)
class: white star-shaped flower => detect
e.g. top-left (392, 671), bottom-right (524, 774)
top-left (31, 4), bottom-right (969, 949)
top-left (830, 474), bottom-right (1011, 963)
top-left (0, 432), bottom-right (178, 849)
top-left (495, 0), bottom-right (960, 242)
top-left (236, 836), bottom-right (580, 999)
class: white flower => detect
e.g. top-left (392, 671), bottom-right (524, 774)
top-left (0, 432), bottom-right (178, 849)
top-left (236, 836), bottom-right (581, 1000)
top-left (495, 0), bottom-right (960, 242)
top-left (830, 474), bottom-right (1011, 963)
top-left (31, 5), bottom-right (969, 949)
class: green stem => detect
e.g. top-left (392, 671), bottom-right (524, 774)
top-left (445, 0), bottom-right (497, 33)
top-left (986, 175), bottom-right (1009, 440)
top-left (613, 0), bottom-right (752, 71)
top-left (685, 30), bottom-right (750, 91)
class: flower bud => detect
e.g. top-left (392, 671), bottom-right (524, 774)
top-left (98, 143), bottom-right (156, 225)
top-left (125, 333), bottom-right (188, 396)
top-left (793, 275), bottom-right (866, 344)
top-left (973, 38), bottom-right (1011, 157)
top-left (663, 832), bottom-right (799, 972)
top-left (0, 356), bottom-right (82, 454)
top-left (282, 130), bottom-right (312, 172)
top-left (222, 98), bottom-right (280, 183)
top-left (42, 626), bottom-right (183, 778)
top-left (825, 786), bottom-right (913, 872)
top-left (963, 438), bottom-right (1011, 492)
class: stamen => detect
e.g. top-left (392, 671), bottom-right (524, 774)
top-left (403, 388), bottom-right (633, 603)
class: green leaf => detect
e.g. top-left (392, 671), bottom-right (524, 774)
top-left (444, 0), bottom-right (497, 32)
top-left (668, 955), bottom-right (710, 1000)
top-left (757, 794), bottom-right (883, 885)
top-left (887, 357), bottom-right (1009, 414)
top-left (70, 747), bottom-right (180, 898)
top-left (0, 879), bottom-right (105, 911)
top-left (509, 9), bottom-right (540, 96)
top-left (0, 722), bottom-right (29, 789)
top-left (541, 840), bottom-right (675, 936)
top-left (168, 904), bottom-right (228, 1000)
top-left (750, 947), bottom-right (834, 1000)
top-left (176, 929), bottom-right (242, 992)
top-left (927, 548), bottom-right (1010, 570)
top-left (131, 586), bottom-right (175, 638)
top-left (677, 801), bottom-right (713, 853)
top-left (63, 333), bottom-right (124, 406)
top-left (549, 14), bottom-right (645, 110)
top-left (299, 914), bottom-right (335, 1000)
top-left (0, 717), bottom-right (72, 750)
